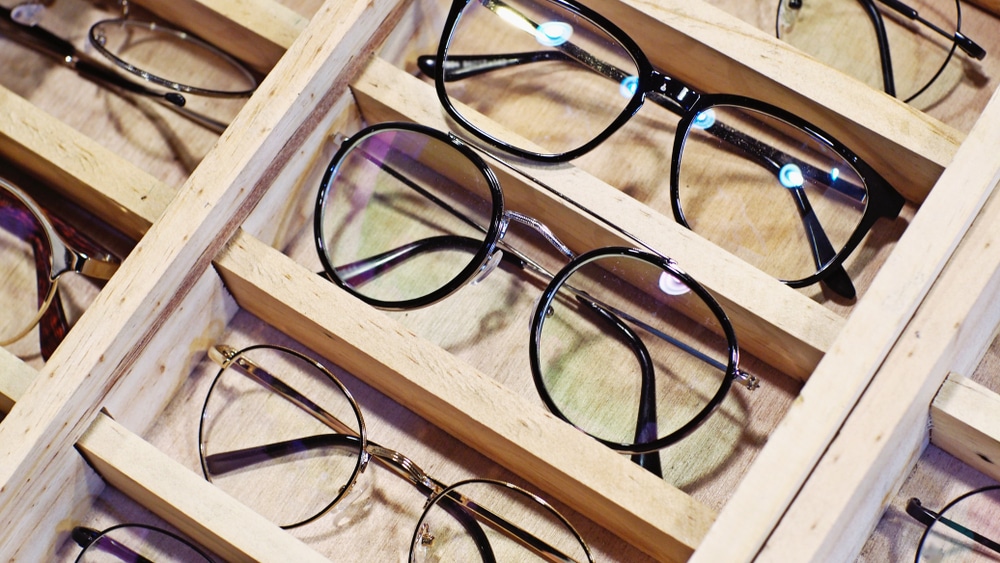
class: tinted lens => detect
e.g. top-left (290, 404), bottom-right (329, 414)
top-left (76, 524), bottom-right (212, 562)
top-left (918, 487), bottom-right (1000, 561)
top-left (316, 126), bottom-right (500, 307)
top-left (776, 0), bottom-right (961, 102)
top-left (0, 183), bottom-right (52, 345)
top-left (410, 480), bottom-right (591, 562)
top-left (532, 250), bottom-right (734, 450)
top-left (676, 104), bottom-right (867, 285)
top-left (89, 19), bottom-right (256, 96)
top-left (442, 0), bottom-right (640, 156)
top-left (199, 346), bottom-right (366, 527)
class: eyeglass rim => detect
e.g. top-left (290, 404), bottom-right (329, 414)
top-left (197, 343), bottom-right (370, 529)
top-left (73, 522), bottom-right (216, 562)
top-left (913, 484), bottom-right (1000, 561)
top-left (314, 121), bottom-right (508, 311)
top-left (528, 245), bottom-right (740, 453)
top-left (774, 0), bottom-right (967, 103)
top-left (408, 477), bottom-right (594, 563)
top-left (669, 93), bottom-right (905, 290)
top-left (87, 18), bottom-right (259, 98)
top-left (433, 0), bottom-right (653, 163)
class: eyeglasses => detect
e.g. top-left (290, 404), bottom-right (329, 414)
top-left (72, 523), bottom-right (215, 562)
top-left (906, 485), bottom-right (1000, 561)
top-left (417, 0), bottom-right (907, 299)
top-left (198, 343), bottom-right (595, 561)
top-left (313, 122), bottom-right (757, 476)
top-left (0, 176), bottom-right (119, 359)
top-left (776, 0), bottom-right (986, 103)
top-left (0, 2), bottom-right (257, 133)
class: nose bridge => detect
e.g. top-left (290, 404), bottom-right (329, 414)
top-left (647, 69), bottom-right (698, 113)
top-left (503, 210), bottom-right (575, 260)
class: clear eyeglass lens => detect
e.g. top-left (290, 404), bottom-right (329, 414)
top-left (918, 487), bottom-right (1000, 562)
top-left (0, 186), bottom-right (50, 346)
top-left (90, 19), bottom-right (256, 95)
top-left (410, 480), bottom-right (590, 563)
top-left (776, 0), bottom-right (961, 103)
top-left (676, 104), bottom-right (868, 284)
top-left (534, 253), bottom-right (731, 448)
top-left (199, 346), bottom-right (365, 528)
top-left (318, 128), bottom-right (497, 305)
top-left (77, 525), bottom-right (211, 562)
top-left (444, 0), bottom-right (640, 156)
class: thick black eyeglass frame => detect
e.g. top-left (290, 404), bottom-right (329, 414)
top-left (776, 0), bottom-right (986, 102)
top-left (421, 0), bottom-right (907, 299)
top-left (198, 343), bottom-right (595, 562)
top-left (72, 523), bottom-right (216, 562)
top-left (905, 485), bottom-right (1000, 560)
top-left (314, 122), bottom-right (754, 475)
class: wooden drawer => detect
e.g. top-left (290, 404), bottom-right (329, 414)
top-left (1, 0), bottom-right (998, 560)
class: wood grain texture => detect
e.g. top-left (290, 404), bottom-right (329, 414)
top-left (690, 82), bottom-right (1000, 563)
top-left (214, 227), bottom-right (717, 562)
top-left (931, 373), bottom-right (1000, 483)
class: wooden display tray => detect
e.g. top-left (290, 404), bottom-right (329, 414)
top-left (1, 0), bottom-right (999, 560)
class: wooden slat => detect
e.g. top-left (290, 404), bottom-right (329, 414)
top-left (931, 373), bottom-right (1000, 483)
top-left (723, 88), bottom-right (1000, 562)
top-left (0, 0), bottom-right (407, 558)
top-left (77, 412), bottom-right (330, 562)
top-left (134, 0), bottom-right (308, 74)
top-left (352, 56), bottom-right (843, 380)
top-left (213, 227), bottom-right (715, 562)
top-left (0, 85), bottom-right (169, 239)
top-left (0, 348), bottom-right (34, 415)
top-left (690, 83), bottom-right (1000, 562)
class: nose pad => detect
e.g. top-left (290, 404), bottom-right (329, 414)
top-left (472, 250), bottom-right (503, 285)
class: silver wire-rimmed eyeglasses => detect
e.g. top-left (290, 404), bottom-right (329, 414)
top-left (198, 343), bottom-right (595, 562)
top-left (0, 176), bottom-right (119, 360)
top-left (313, 121), bottom-right (758, 477)
top-left (0, 1), bottom-right (257, 133)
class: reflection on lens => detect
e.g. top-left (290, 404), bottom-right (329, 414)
top-left (443, 0), bottom-right (640, 156)
top-left (316, 125), bottom-right (501, 308)
top-left (531, 249), bottom-right (734, 451)
top-left (0, 183), bottom-right (52, 345)
top-left (75, 524), bottom-right (213, 562)
top-left (917, 486), bottom-right (1000, 562)
top-left (410, 480), bottom-right (591, 562)
top-left (776, 0), bottom-right (961, 102)
top-left (676, 104), bottom-right (867, 285)
top-left (199, 345), bottom-right (366, 528)
top-left (89, 19), bottom-right (257, 96)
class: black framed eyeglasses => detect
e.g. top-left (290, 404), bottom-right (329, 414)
top-left (0, 176), bottom-right (119, 359)
top-left (198, 343), bottom-right (595, 562)
top-left (776, 0), bottom-right (985, 103)
top-left (313, 122), bottom-right (757, 476)
top-left (0, 3), bottom-right (257, 133)
top-left (906, 485), bottom-right (1000, 561)
top-left (418, 0), bottom-right (907, 299)
top-left (72, 523), bottom-right (215, 562)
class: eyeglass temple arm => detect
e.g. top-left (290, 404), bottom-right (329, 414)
top-left (72, 526), bottom-right (155, 563)
top-left (877, 0), bottom-right (985, 59)
top-left (570, 290), bottom-right (759, 391)
top-left (905, 497), bottom-right (1000, 554)
top-left (0, 8), bottom-right (230, 134)
top-left (576, 297), bottom-right (663, 477)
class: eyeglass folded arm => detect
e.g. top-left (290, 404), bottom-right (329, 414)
top-left (905, 497), bottom-right (1000, 554)
top-left (876, 0), bottom-right (986, 59)
top-left (72, 526), bottom-right (155, 563)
